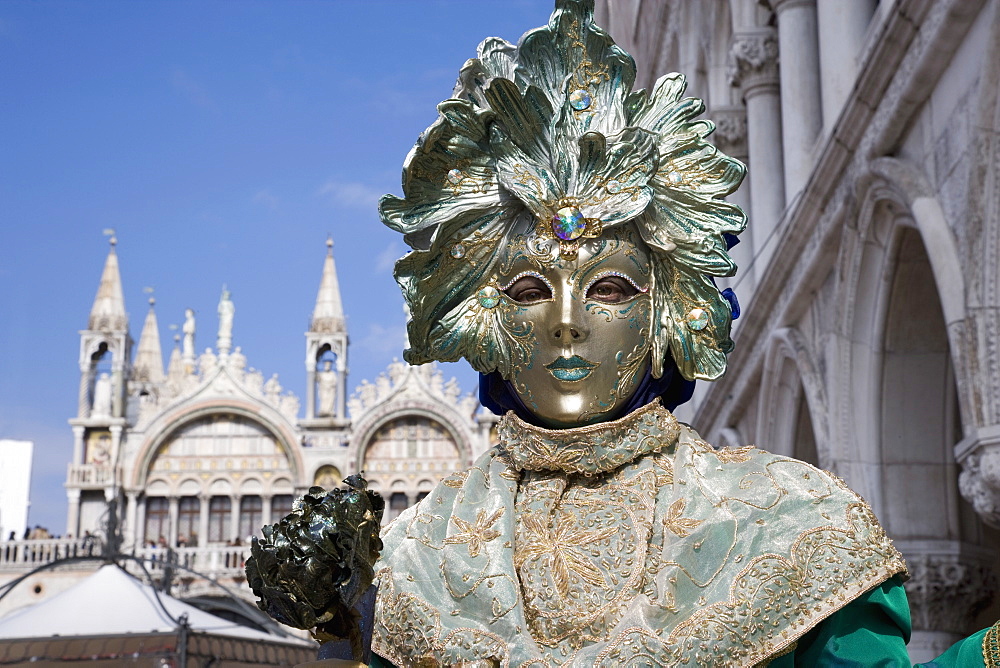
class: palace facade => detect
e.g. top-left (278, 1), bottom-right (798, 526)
top-left (597, 0), bottom-right (1000, 661)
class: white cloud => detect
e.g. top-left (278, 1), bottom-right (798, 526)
top-left (170, 68), bottom-right (219, 113)
top-left (357, 322), bottom-right (407, 358)
top-left (317, 179), bottom-right (382, 210)
top-left (375, 241), bottom-right (403, 274)
top-left (252, 189), bottom-right (279, 211)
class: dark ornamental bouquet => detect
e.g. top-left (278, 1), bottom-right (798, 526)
top-left (245, 475), bottom-right (384, 656)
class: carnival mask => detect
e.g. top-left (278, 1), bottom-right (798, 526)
top-left (497, 225), bottom-right (652, 426)
top-left (380, 0), bottom-right (745, 398)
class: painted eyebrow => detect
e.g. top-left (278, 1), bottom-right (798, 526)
top-left (500, 270), bottom-right (555, 293)
top-left (582, 270), bottom-right (649, 297)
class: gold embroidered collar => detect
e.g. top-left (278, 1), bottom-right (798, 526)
top-left (497, 401), bottom-right (681, 475)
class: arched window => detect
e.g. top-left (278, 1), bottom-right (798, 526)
top-left (177, 496), bottom-right (199, 546)
top-left (208, 496), bottom-right (231, 543)
top-left (313, 465), bottom-right (342, 489)
top-left (387, 492), bottom-right (409, 522)
top-left (272, 494), bottom-right (294, 521)
top-left (239, 496), bottom-right (263, 540)
top-left (144, 497), bottom-right (168, 544)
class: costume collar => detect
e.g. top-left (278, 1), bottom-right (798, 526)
top-left (496, 400), bottom-right (680, 475)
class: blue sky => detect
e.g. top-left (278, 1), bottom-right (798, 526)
top-left (0, 0), bottom-right (557, 533)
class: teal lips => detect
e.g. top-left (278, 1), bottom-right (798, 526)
top-left (544, 355), bottom-right (599, 381)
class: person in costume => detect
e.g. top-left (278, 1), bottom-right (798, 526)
top-left (361, 1), bottom-right (999, 665)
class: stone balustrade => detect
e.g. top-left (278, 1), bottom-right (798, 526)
top-left (0, 538), bottom-right (102, 570)
top-left (0, 538), bottom-right (251, 582)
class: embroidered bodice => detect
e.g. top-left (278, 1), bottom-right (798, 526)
top-left (372, 402), bottom-right (906, 667)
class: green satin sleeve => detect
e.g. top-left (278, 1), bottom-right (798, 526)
top-left (766, 575), bottom-right (990, 667)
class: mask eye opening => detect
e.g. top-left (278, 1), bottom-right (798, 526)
top-left (582, 271), bottom-right (647, 304)
top-left (501, 271), bottom-right (554, 304)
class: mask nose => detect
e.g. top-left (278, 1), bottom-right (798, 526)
top-left (549, 288), bottom-right (588, 343)
top-left (550, 323), bottom-right (585, 341)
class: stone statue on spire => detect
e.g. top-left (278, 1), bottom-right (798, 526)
top-left (217, 286), bottom-right (235, 356)
top-left (182, 308), bottom-right (196, 371)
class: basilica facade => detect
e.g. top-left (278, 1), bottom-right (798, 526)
top-left (597, 0), bottom-right (1000, 661)
top-left (66, 237), bottom-right (495, 554)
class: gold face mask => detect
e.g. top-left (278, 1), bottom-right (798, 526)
top-left (496, 225), bottom-right (653, 427)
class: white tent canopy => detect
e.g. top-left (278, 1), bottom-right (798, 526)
top-left (0, 564), bottom-right (292, 642)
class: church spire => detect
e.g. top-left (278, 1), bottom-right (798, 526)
top-left (88, 234), bottom-right (128, 332)
top-left (310, 237), bottom-right (346, 334)
top-left (133, 297), bottom-right (164, 384)
top-left (302, 237), bottom-right (349, 423)
top-left (166, 332), bottom-right (185, 385)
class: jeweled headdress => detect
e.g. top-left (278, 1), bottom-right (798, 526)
top-left (379, 0), bottom-right (746, 381)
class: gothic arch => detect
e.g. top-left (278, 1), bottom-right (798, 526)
top-left (130, 399), bottom-right (304, 489)
top-left (831, 161), bottom-right (965, 497)
top-left (834, 162), bottom-right (969, 531)
top-left (756, 327), bottom-right (828, 466)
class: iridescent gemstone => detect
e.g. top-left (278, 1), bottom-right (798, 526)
top-left (447, 169), bottom-right (464, 185)
top-left (569, 89), bottom-right (592, 111)
top-left (686, 307), bottom-right (709, 331)
top-left (606, 180), bottom-right (621, 194)
top-left (477, 286), bottom-right (501, 309)
top-left (450, 243), bottom-right (466, 259)
top-left (551, 206), bottom-right (586, 241)
top-left (667, 171), bottom-right (683, 185)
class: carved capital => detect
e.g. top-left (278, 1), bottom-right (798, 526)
top-left (956, 427), bottom-right (1000, 528)
top-left (728, 30), bottom-right (780, 93)
top-left (711, 107), bottom-right (748, 158)
top-left (905, 551), bottom-right (997, 634)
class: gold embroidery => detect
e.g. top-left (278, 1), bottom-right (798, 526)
top-left (985, 618), bottom-right (1000, 668)
top-left (373, 403), bottom-right (907, 667)
top-left (499, 401), bottom-right (680, 475)
top-left (443, 508), bottom-right (504, 558)
top-left (663, 498), bottom-right (703, 537)
top-left (715, 444), bottom-right (756, 464)
top-left (515, 511), bottom-right (617, 598)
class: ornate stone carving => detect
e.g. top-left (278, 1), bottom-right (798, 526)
top-left (904, 551), bottom-right (997, 634)
top-left (711, 107), bottom-right (748, 158)
top-left (727, 30), bottom-right (779, 92)
top-left (347, 361), bottom-right (479, 418)
top-left (958, 435), bottom-right (1000, 528)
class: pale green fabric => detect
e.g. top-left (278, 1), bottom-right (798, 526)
top-left (371, 576), bottom-right (989, 666)
top-left (371, 404), bottom-right (907, 666)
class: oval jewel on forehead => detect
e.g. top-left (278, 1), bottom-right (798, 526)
top-left (686, 307), bottom-right (710, 331)
top-left (568, 89), bottom-right (592, 111)
top-left (551, 206), bottom-right (586, 241)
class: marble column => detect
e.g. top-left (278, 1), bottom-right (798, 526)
top-left (729, 28), bottom-right (785, 274)
top-left (772, 0), bottom-right (823, 200)
top-left (167, 497), bottom-right (179, 547)
top-left (261, 495), bottom-right (273, 528)
top-left (71, 426), bottom-right (85, 466)
top-left (136, 497), bottom-right (147, 547)
top-left (816, 0), bottom-right (876, 130)
top-left (66, 489), bottom-right (81, 537)
top-left (78, 366), bottom-right (92, 418)
top-left (305, 367), bottom-right (316, 420)
top-left (229, 495), bottom-right (241, 542)
top-left (125, 491), bottom-right (138, 548)
top-left (336, 356), bottom-right (348, 420)
top-left (198, 494), bottom-right (210, 547)
top-left (109, 425), bottom-right (123, 467)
